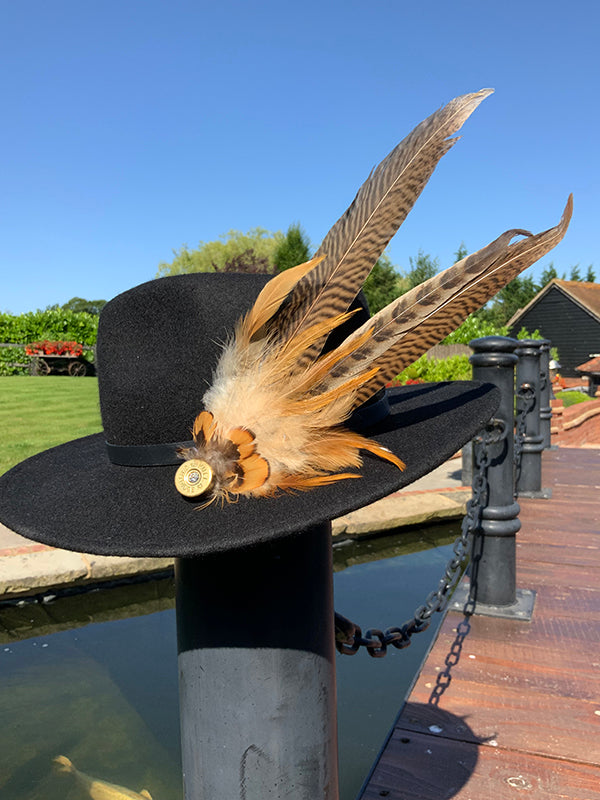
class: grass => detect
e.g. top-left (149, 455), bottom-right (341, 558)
top-left (0, 376), bottom-right (102, 476)
top-left (2, 379), bottom-right (590, 477)
top-left (555, 390), bottom-right (593, 407)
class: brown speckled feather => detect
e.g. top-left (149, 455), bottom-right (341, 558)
top-left (267, 89), bottom-right (494, 368)
top-left (331, 196), bottom-right (573, 404)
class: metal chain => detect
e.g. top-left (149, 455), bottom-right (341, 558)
top-left (514, 382), bottom-right (534, 476)
top-left (428, 614), bottom-right (472, 705)
top-left (334, 424), bottom-right (497, 657)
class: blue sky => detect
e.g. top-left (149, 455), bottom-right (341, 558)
top-left (1, 0), bottom-right (597, 314)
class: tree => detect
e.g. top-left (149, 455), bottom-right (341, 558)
top-left (273, 224), bottom-right (312, 272)
top-left (443, 314), bottom-right (508, 344)
top-left (406, 250), bottom-right (439, 289)
top-left (362, 254), bottom-right (405, 313)
top-left (212, 248), bottom-right (276, 274)
top-left (63, 297), bottom-right (107, 315)
top-left (454, 242), bottom-right (468, 262)
top-left (156, 228), bottom-right (284, 277)
top-left (478, 275), bottom-right (538, 327)
top-left (569, 264), bottom-right (582, 282)
top-left (585, 265), bottom-right (596, 282)
top-left (539, 263), bottom-right (558, 287)
top-left (45, 297), bottom-right (106, 315)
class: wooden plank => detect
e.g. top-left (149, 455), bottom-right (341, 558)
top-left (520, 511), bottom-right (600, 527)
top-left (518, 560), bottom-right (600, 590)
top-left (519, 495), bottom-right (600, 515)
top-left (405, 628), bottom-right (600, 762)
top-left (519, 518), bottom-right (600, 537)
top-left (515, 539), bottom-right (600, 568)
top-left (361, 725), bottom-right (600, 800)
top-left (519, 503), bottom-right (600, 524)
top-left (423, 614), bottom-right (600, 683)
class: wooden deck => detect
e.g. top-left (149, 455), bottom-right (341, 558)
top-left (360, 447), bottom-right (600, 799)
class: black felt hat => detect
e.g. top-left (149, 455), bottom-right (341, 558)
top-left (0, 272), bottom-right (498, 557)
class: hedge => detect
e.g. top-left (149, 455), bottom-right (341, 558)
top-left (0, 310), bottom-right (98, 376)
top-left (0, 309), bottom-right (98, 345)
top-left (395, 353), bottom-right (472, 384)
top-left (0, 346), bottom-right (28, 376)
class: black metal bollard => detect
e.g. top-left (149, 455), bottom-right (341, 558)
top-left (538, 339), bottom-right (553, 450)
top-left (515, 339), bottom-right (551, 498)
top-left (469, 337), bottom-right (520, 605)
top-left (175, 524), bottom-right (339, 800)
top-left (451, 336), bottom-right (535, 620)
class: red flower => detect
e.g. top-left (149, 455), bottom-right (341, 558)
top-left (26, 340), bottom-right (84, 357)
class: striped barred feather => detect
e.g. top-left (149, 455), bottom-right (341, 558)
top-left (343, 196), bottom-right (573, 404)
top-left (267, 89), bottom-right (494, 369)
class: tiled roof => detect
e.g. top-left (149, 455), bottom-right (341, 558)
top-left (576, 355), bottom-right (600, 374)
top-left (554, 280), bottom-right (600, 319)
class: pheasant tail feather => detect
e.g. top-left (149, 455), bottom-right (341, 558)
top-left (343, 196), bottom-right (573, 403)
top-left (267, 89), bottom-right (494, 367)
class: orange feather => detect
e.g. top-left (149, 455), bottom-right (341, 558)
top-left (242, 255), bottom-right (325, 341)
top-left (237, 453), bottom-right (270, 493)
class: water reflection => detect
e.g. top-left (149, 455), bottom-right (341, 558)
top-left (0, 522), bottom-right (461, 799)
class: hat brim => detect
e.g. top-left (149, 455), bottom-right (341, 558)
top-left (0, 381), bottom-right (498, 557)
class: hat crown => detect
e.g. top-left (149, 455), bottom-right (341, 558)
top-left (97, 272), bottom-right (371, 447)
top-left (98, 273), bottom-right (272, 446)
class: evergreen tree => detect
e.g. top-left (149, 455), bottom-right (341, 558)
top-left (454, 242), bottom-right (468, 261)
top-left (478, 275), bottom-right (538, 327)
top-left (362, 254), bottom-right (404, 313)
top-left (273, 223), bottom-right (312, 272)
top-left (585, 265), bottom-right (596, 282)
top-left (539, 263), bottom-right (558, 287)
top-left (569, 264), bottom-right (582, 281)
top-left (407, 249), bottom-right (439, 289)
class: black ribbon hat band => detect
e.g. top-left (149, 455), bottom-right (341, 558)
top-left (105, 390), bottom-right (391, 467)
top-left (105, 440), bottom-right (193, 467)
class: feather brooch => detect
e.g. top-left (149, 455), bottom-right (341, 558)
top-left (175, 89), bottom-right (572, 506)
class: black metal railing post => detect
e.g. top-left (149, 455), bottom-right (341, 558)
top-left (453, 336), bottom-right (535, 620)
top-left (515, 339), bottom-right (551, 498)
top-left (469, 337), bottom-right (520, 604)
top-left (538, 339), bottom-right (553, 449)
top-left (175, 524), bottom-right (339, 800)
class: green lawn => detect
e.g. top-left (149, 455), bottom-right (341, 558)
top-left (0, 377), bottom-right (102, 476)
top-left (555, 390), bottom-right (593, 407)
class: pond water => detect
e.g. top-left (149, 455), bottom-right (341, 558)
top-left (0, 523), bottom-right (461, 800)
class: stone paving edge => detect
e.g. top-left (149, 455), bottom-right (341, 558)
top-left (0, 488), bottom-right (471, 599)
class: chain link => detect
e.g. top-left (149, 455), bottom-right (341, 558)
top-left (428, 615), bottom-right (472, 704)
top-left (334, 429), bottom-right (495, 657)
top-left (514, 382), bottom-right (535, 478)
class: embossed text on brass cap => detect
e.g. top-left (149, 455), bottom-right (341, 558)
top-left (175, 459), bottom-right (214, 497)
